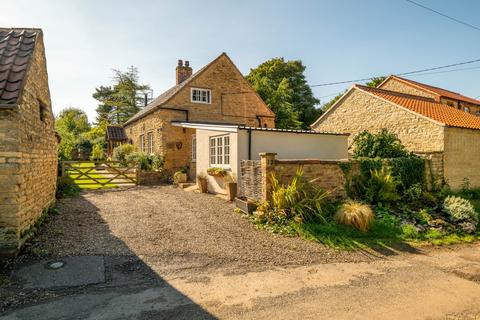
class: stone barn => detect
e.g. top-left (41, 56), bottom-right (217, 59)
top-left (0, 28), bottom-right (57, 256)
top-left (311, 80), bottom-right (480, 190)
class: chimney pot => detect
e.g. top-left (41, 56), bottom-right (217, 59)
top-left (176, 59), bottom-right (192, 85)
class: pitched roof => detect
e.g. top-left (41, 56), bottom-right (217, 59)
top-left (380, 75), bottom-right (480, 106)
top-left (357, 84), bottom-right (480, 130)
top-left (0, 28), bottom-right (40, 107)
top-left (123, 52), bottom-right (274, 126)
top-left (106, 126), bottom-right (127, 141)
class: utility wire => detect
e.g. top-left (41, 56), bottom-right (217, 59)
top-left (404, 0), bottom-right (480, 32)
top-left (311, 58), bottom-right (480, 87)
top-left (316, 65), bottom-right (480, 101)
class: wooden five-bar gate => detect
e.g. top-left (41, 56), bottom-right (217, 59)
top-left (61, 161), bottom-right (137, 189)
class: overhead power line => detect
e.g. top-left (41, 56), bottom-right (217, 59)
top-left (311, 58), bottom-right (480, 87)
top-left (404, 0), bottom-right (480, 32)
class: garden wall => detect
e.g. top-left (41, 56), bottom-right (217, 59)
top-left (239, 153), bottom-right (443, 203)
top-left (239, 153), bottom-right (356, 202)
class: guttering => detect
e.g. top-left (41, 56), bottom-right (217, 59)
top-left (248, 128), bottom-right (252, 160)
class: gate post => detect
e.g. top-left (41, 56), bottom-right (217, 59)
top-left (260, 153), bottom-right (277, 203)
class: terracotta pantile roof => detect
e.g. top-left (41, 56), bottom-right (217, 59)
top-left (106, 126), bottom-right (127, 141)
top-left (357, 84), bottom-right (480, 130)
top-left (383, 75), bottom-right (480, 106)
top-left (0, 28), bottom-right (40, 107)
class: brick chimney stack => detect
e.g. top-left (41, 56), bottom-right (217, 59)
top-left (176, 59), bottom-right (192, 85)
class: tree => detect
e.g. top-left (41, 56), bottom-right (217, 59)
top-left (93, 66), bottom-right (151, 125)
top-left (246, 58), bottom-right (320, 129)
top-left (93, 86), bottom-right (115, 124)
top-left (365, 76), bottom-right (386, 88)
top-left (55, 108), bottom-right (91, 160)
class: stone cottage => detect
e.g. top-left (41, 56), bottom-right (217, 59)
top-left (123, 53), bottom-right (275, 178)
top-left (311, 79), bottom-right (480, 189)
top-left (0, 28), bottom-right (57, 256)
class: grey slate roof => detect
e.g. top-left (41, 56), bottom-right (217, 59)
top-left (0, 28), bottom-right (39, 107)
top-left (106, 126), bottom-right (127, 141)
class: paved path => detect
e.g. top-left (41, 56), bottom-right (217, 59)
top-left (1, 187), bottom-right (480, 319)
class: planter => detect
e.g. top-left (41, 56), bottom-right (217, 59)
top-left (207, 168), bottom-right (227, 178)
top-left (173, 172), bottom-right (187, 184)
top-left (197, 178), bottom-right (208, 193)
top-left (226, 182), bottom-right (237, 201)
top-left (235, 197), bottom-right (257, 214)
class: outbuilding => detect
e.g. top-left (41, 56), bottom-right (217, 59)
top-left (0, 28), bottom-right (57, 256)
top-left (172, 121), bottom-right (349, 194)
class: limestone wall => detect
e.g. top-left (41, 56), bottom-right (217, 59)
top-left (312, 89), bottom-right (445, 153)
top-left (379, 78), bottom-right (437, 99)
top-left (0, 34), bottom-right (57, 256)
top-left (444, 127), bottom-right (480, 189)
top-left (123, 54), bottom-right (275, 175)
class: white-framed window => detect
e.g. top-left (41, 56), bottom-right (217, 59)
top-left (476, 111), bottom-right (480, 117)
top-left (191, 135), bottom-right (196, 162)
top-left (147, 132), bottom-right (153, 154)
top-left (464, 107), bottom-right (470, 113)
top-left (191, 88), bottom-right (211, 104)
top-left (209, 134), bottom-right (230, 167)
top-left (140, 134), bottom-right (145, 152)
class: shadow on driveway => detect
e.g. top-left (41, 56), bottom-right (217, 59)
top-left (0, 191), bottom-right (216, 320)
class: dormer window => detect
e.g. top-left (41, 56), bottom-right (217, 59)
top-left (191, 88), bottom-right (211, 104)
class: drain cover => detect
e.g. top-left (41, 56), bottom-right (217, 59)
top-left (46, 261), bottom-right (65, 270)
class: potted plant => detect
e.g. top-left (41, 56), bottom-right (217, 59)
top-left (207, 167), bottom-right (227, 178)
top-left (235, 197), bottom-right (258, 214)
top-left (197, 172), bottom-right (208, 193)
top-left (224, 173), bottom-right (237, 201)
top-left (173, 167), bottom-right (188, 184)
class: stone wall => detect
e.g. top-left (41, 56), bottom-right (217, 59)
top-left (312, 89), bottom-right (445, 153)
top-left (239, 153), bottom-right (351, 202)
top-left (379, 78), bottom-right (437, 99)
top-left (138, 170), bottom-right (172, 185)
top-left (444, 127), bottom-right (480, 189)
top-left (0, 33), bottom-right (57, 256)
top-left (123, 54), bottom-right (275, 177)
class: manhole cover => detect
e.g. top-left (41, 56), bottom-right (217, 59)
top-left (45, 261), bottom-right (66, 270)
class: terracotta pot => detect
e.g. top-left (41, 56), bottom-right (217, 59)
top-left (226, 182), bottom-right (237, 201)
top-left (174, 172), bottom-right (187, 184)
top-left (197, 178), bottom-right (208, 193)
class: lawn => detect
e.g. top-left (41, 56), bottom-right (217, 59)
top-left (64, 162), bottom-right (118, 189)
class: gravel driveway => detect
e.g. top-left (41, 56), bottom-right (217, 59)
top-left (29, 185), bottom-right (373, 275)
top-left (4, 186), bottom-right (480, 319)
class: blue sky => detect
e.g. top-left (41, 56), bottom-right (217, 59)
top-left (3, 0), bottom-right (480, 122)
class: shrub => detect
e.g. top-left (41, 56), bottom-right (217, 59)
top-left (256, 169), bottom-right (331, 224)
top-left (442, 196), bottom-right (479, 224)
top-left (90, 143), bottom-right (105, 161)
top-left (125, 152), bottom-right (164, 171)
top-left (352, 129), bottom-right (410, 159)
top-left (349, 166), bottom-right (399, 204)
top-left (112, 143), bottom-right (136, 165)
top-left (335, 201), bottom-right (374, 232)
top-left (401, 224), bottom-right (420, 239)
